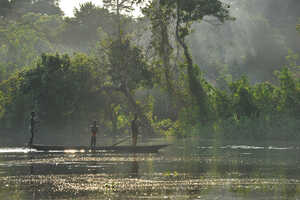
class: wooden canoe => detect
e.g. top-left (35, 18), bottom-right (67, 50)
top-left (30, 144), bottom-right (169, 153)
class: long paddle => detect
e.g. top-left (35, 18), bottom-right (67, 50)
top-left (111, 136), bottom-right (131, 147)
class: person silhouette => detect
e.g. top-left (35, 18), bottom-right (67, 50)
top-left (131, 114), bottom-right (139, 147)
top-left (90, 120), bottom-right (98, 149)
top-left (28, 111), bottom-right (37, 147)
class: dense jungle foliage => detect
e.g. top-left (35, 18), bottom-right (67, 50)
top-left (0, 0), bottom-right (300, 143)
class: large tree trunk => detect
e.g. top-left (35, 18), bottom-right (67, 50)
top-left (175, 1), bottom-right (208, 123)
top-left (159, 22), bottom-right (174, 96)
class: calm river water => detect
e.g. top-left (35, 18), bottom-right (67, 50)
top-left (1, 137), bottom-right (300, 199)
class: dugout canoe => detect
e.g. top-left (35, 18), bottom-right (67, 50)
top-left (30, 144), bottom-right (169, 153)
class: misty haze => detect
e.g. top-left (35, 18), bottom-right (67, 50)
top-left (0, 0), bottom-right (300, 199)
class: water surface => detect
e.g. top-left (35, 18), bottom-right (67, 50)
top-left (1, 138), bottom-right (300, 199)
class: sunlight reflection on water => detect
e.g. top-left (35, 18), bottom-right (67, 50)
top-left (0, 148), bottom-right (37, 153)
top-left (0, 139), bottom-right (300, 199)
top-left (197, 145), bottom-right (295, 150)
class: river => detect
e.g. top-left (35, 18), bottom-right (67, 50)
top-left (0, 137), bottom-right (300, 199)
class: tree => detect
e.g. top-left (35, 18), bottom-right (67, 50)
top-left (102, 1), bottom-right (156, 134)
top-left (229, 77), bottom-right (258, 118)
top-left (144, 1), bottom-right (174, 95)
top-left (0, 13), bottom-right (65, 80)
top-left (11, 0), bottom-right (62, 17)
top-left (103, 0), bottom-right (131, 38)
top-left (0, 0), bottom-right (13, 18)
top-left (103, 0), bottom-right (142, 40)
top-left (145, 0), bottom-right (231, 123)
top-left (60, 2), bottom-right (137, 52)
top-left (30, 0), bottom-right (62, 16)
top-left (143, 1), bottom-right (187, 121)
top-left (73, 2), bottom-right (115, 38)
top-left (61, 3), bottom-right (113, 51)
top-left (17, 53), bottom-right (103, 130)
top-left (103, 38), bottom-right (154, 134)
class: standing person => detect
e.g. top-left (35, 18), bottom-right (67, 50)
top-left (131, 114), bottom-right (139, 147)
top-left (90, 120), bottom-right (98, 149)
top-left (28, 111), bottom-right (37, 147)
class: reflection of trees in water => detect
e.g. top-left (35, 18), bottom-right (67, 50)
top-left (2, 144), bottom-right (300, 199)
top-left (28, 152), bottom-right (37, 200)
top-left (130, 154), bottom-right (139, 178)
